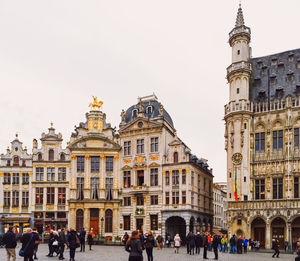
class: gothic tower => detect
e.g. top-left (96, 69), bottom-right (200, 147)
top-left (224, 4), bottom-right (252, 202)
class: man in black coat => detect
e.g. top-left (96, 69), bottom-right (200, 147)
top-left (203, 232), bottom-right (209, 259)
top-left (272, 239), bottom-right (280, 258)
top-left (186, 232), bottom-right (196, 255)
top-left (195, 232), bottom-right (203, 254)
top-left (237, 237), bottom-right (243, 254)
top-left (212, 234), bottom-right (219, 260)
top-left (58, 228), bottom-right (67, 260)
top-left (21, 228), bottom-right (37, 261)
top-left (3, 226), bottom-right (17, 261)
top-left (79, 228), bottom-right (86, 252)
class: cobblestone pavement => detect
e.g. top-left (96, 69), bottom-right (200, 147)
top-left (0, 244), bottom-right (295, 261)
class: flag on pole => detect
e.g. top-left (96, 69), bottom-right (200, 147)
top-left (234, 170), bottom-right (238, 201)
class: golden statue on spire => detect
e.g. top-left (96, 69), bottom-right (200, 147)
top-left (89, 96), bottom-right (103, 110)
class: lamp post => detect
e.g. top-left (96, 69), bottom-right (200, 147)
top-left (101, 217), bottom-right (104, 238)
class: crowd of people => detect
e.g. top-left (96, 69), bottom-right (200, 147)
top-left (2, 226), bottom-right (95, 261)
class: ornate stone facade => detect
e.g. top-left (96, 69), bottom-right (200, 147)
top-left (225, 4), bottom-right (300, 250)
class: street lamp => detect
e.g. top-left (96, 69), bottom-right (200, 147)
top-left (100, 217), bottom-right (104, 238)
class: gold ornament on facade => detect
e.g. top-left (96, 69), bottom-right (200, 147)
top-left (89, 96), bottom-right (103, 110)
top-left (149, 155), bottom-right (159, 161)
top-left (137, 156), bottom-right (143, 165)
top-left (123, 158), bottom-right (132, 164)
top-left (232, 153), bottom-right (243, 165)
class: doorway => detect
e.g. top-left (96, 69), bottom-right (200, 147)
top-left (90, 208), bottom-right (99, 235)
top-left (136, 218), bottom-right (143, 231)
top-left (271, 217), bottom-right (286, 249)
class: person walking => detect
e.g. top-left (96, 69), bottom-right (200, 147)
top-left (79, 228), bottom-right (86, 252)
top-left (3, 226), bottom-right (17, 261)
top-left (46, 230), bottom-right (54, 257)
top-left (58, 228), bottom-right (67, 260)
top-left (230, 235), bottom-right (237, 254)
top-left (145, 231), bottom-right (154, 261)
top-left (195, 232), bottom-right (202, 254)
top-left (243, 238), bottom-right (248, 253)
top-left (237, 237), bottom-right (243, 254)
top-left (87, 230), bottom-right (94, 251)
top-left (186, 232), bottom-right (195, 255)
top-left (173, 234), bottom-right (181, 254)
top-left (125, 230), bottom-right (143, 261)
top-left (122, 232), bottom-right (129, 245)
top-left (272, 238), bottom-right (280, 258)
top-left (212, 234), bottom-right (219, 260)
top-left (67, 228), bottom-right (79, 261)
top-left (156, 234), bottom-right (162, 250)
top-left (20, 228), bottom-right (36, 261)
top-left (203, 232), bottom-right (209, 259)
top-left (32, 228), bottom-right (40, 260)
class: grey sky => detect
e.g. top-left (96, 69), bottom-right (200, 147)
top-left (1, 0), bottom-right (300, 182)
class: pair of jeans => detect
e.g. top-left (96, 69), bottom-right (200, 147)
top-left (69, 248), bottom-right (76, 259)
top-left (80, 242), bottom-right (85, 252)
top-left (195, 246), bottom-right (200, 254)
top-left (146, 248), bottom-right (153, 261)
top-left (214, 247), bottom-right (218, 260)
top-left (59, 244), bottom-right (65, 259)
top-left (203, 246), bottom-right (208, 259)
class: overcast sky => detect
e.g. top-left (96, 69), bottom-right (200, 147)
top-left (1, 0), bottom-right (300, 182)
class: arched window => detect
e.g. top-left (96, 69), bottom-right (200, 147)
top-left (173, 152), bottom-right (178, 163)
top-left (132, 109), bottom-right (138, 119)
top-left (13, 156), bottom-right (19, 166)
top-left (48, 149), bottom-right (54, 161)
top-left (105, 209), bottom-right (113, 233)
top-left (38, 153), bottom-right (42, 161)
top-left (146, 106), bottom-right (153, 115)
top-left (60, 153), bottom-right (65, 161)
top-left (76, 209), bottom-right (84, 232)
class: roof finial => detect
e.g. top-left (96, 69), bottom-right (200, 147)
top-left (235, 1), bottom-right (245, 27)
top-left (51, 122), bottom-right (53, 128)
top-left (16, 133), bottom-right (18, 138)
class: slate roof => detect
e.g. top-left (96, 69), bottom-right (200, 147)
top-left (250, 48), bottom-right (300, 102)
top-left (124, 99), bottom-right (174, 127)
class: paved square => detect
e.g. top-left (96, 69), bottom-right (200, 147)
top-left (0, 244), bottom-right (295, 260)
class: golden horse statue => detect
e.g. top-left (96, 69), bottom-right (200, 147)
top-left (89, 96), bottom-right (103, 110)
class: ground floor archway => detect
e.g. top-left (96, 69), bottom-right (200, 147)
top-left (76, 209), bottom-right (84, 232)
top-left (251, 217), bottom-right (266, 249)
top-left (292, 217), bottom-right (300, 250)
top-left (271, 217), bottom-right (286, 249)
top-left (165, 216), bottom-right (186, 243)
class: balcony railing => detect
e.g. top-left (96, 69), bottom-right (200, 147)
top-left (129, 185), bottom-right (149, 194)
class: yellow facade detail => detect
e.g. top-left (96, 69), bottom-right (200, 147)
top-left (12, 208), bottom-right (19, 213)
top-left (149, 155), bottom-right (159, 161)
top-left (123, 158), bottom-right (132, 164)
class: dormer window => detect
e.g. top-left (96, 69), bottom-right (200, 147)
top-left (237, 88), bottom-right (240, 94)
top-left (173, 152), bottom-right (178, 163)
top-left (132, 109), bottom-right (138, 119)
top-left (146, 106), bottom-right (153, 115)
top-left (48, 149), bottom-right (54, 161)
top-left (275, 88), bottom-right (284, 99)
top-left (6, 160), bottom-right (11, 166)
top-left (38, 153), bottom-right (42, 161)
top-left (237, 50), bottom-right (240, 55)
top-left (60, 153), bottom-right (65, 161)
top-left (22, 160), bottom-right (26, 167)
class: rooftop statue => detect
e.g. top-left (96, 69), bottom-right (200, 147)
top-left (89, 96), bottom-right (103, 110)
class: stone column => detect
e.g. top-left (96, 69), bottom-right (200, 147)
top-left (266, 221), bottom-right (271, 249)
top-left (186, 220), bottom-right (190, 236)
top-left (287, 222), bottom-right (292, 250)
top-left (84, 208), bottom-right (90, 232)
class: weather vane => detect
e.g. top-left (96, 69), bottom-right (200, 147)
top-left (89, 96), bottom-right (103, 110)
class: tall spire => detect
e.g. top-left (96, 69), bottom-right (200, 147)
top-left (235, 2), bottom-right (245, 27)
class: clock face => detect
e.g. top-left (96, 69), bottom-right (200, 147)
top-left (232, 153), bottom-right (243, 165)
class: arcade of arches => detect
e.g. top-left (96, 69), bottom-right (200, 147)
top-left (231, 215), bottom-right (300, 250)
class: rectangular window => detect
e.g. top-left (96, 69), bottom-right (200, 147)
top-left (91, 178), bottom-right (99, 199)
top-left (295, 177), bottom-right (299, 199)
top-left (58, 167), bottom-right (66, 181)
top-left (77, 156), bottom-right (85, 172)
top-left (172, 191), bottom-right (179, 204)
top-left (22, 173), bottom-right (29, 184)
top-left (124, 141), bottom-right (131, 156)
top-left (255, 132), bottom-right (265, 152)
top-left (172, 170), bottom-right (179, 185)
top-left (12, 173), bottom-right (19, 184)
top-left (106, 156), bottom-right (114, 172)
top-left (123, 171), bottom-right (131, 188)
top-left (255, 179), bottom-right (265, 200)
top-left (136, 194), bottom-right (144, 206)
top-left (91, 156), bottom-right (100, 172)
top-left (150, 168), bottom-right (158, 186)
top-left (4, 173), bottom-right (11, 184)
top-left (47, 168), bottom-right (55, 181)
top-left (165, 192), bottom-right (170, 205)
top-left (105, 177), bottom-right (113, 200)
top-left (182, 191), bottom-right (186, 204)
top-left (4, 191), bottom-right (10, 207)
top-left (150, 195), bottom-right (158, 205)
top-left (12, 191), bottom-right (19, 207)
top-left (165, 171), bottom-right (170, 185)
top-left (35, 188), bottom-right (43, 205)
top-left (47, 187), bottom-right (55, 204)
top-left (191, 192), bottom-right (194, 205)
top-left (124, 197), bottom-right (131, 206)
top-left (295, 128), bottom-right (299, 149)
top-left (182, 169), bottom-right (186, 185)
top-left (150, 215), bottom-right (158, 231)
top-left (77, 177), bottom-right (84, 200)
top-left (36, 168), bottom-right (44, 181)
top-left (137, 170), bottom-right (144, 186)
top-left (137, 139), bottom-right (144, 154)
top-left (150, 137), bottom-right (159, 152)
top-left (22, 191), bottom-right (29, 207)
top-left (58, 188), bottom-right (66, 204)
top-left (191, 171), bottom-right (195, 186)
top-left (273, 178), bottom-right (283, 199)
top-left (273, 130), bottom-right (283, 150)
top-left (123, 216), bottom-right (131, 230)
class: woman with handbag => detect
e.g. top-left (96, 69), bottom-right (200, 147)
top-left (68, 228), bottom-right (79, 261)
top-left (20, 228), bottom-right (36, 261)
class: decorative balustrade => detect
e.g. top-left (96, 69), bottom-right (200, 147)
top-left (224, 100), bottom-right (252, 116)
top-left (129, 185), bottom-right (149, 194)
top-left (227, 61), bottom-right (252, 76)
